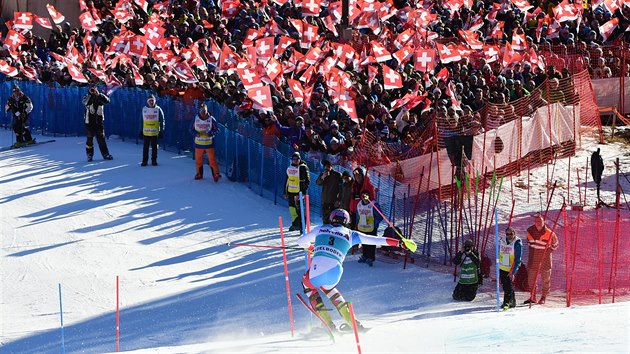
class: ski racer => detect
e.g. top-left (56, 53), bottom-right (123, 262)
top-left (296, 208), bottom-right (416, 331)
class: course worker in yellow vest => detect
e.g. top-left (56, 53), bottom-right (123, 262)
top-left (284, 152), bottom-right (310, 232)
top-left (499, 227), bottom-right (522, 310)
top-left (139, 95), bottom-right (165, 166)
top-left (355, 191), bottom-right (383, 267)
top-left (190, 103), bottom-right (221, 182)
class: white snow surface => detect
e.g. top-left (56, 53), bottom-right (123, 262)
top-left (1, 129), bottom-right (629, 354)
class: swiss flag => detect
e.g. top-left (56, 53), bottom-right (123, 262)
top-left (546, 17), bottom-right (562, 39)
top-left (152, 50), bottom-right (175, 66)
top-left (286, 79), bottom-right (305, 102)
top-left (144, 23), bottom-right (165, 50)
top-left (436, 43), bottom-right (462, 64)
top-left (510, 0), bottom-right (533, 12)
top-left (368, 65), bottom-right (378, 86)
top-left (304, 47), bottom-right (324, 65)
top-left (237, 67), bottom-right (263, 90)
top-left (394, 28), bottom-right (414, 49)
top-left (458, 29), bottom-right (483, 50)
top-left (483, 45), bottom-right (500, 63)
top-left (265, 57), bottom-right (283, 82)
top-left (34, 16), bottom-right (53, 30)
top-left (319, 56), bottom-right (337, 75)
top-left (132, 66), bottom-right (144, 86)
top-left (0, 60), bottom-right (18, 77)
top-left (114, 9), bottom-right (133, 23)
top-left (67, 62), bottom-right (88, 83)
top-left (603, 0), bottom-right (620, 13)
top-left (255, 37), bottom-right (274, 60)
top-left (134, 0), bottom-right (149, 13)
top-left (173, 61), bottom-right (198, 83)
top-left (106, 74), bottom-right (122, 96)
top-left (487, 21), bottom-right (505, 40)
top-left (526, 47), bottom-right (545, 71)
top-left (554, 0), bottom-right (580, 23)
top-left (4, 30), bottom-right (24, 50)
top-left (88, 68), bottom-right (108, 82)
top-left (502, 42), bottom-right (522, 68)
top-left (222, 0), bottom-right (241, 18)
top-left (599, 17), bottom-right (619, 42)
top-left (248, 86), bottom-right (273, 113)
top-left (302, 0), bottom-right (321, 16)
top-left (392, 45), bottom-right (414, 66)
top-left (128, 36), bottom-right (147, 58)
top-left (275, 36), bottom-right (296, 57)
top-left (46, 4), bottom-right (65, 25)
top-left (301, 22), bottom-right (319, 49)
top-left (21, 66), bottom-right (40, 83)
top-left (370, 41), bottom-right (392, 63)
top-left (13, 12), bottom-right (33, 30)
top-left (511, 28), bottom-right (528, 51)
top-left (80, 12), bottom-right (99, 32)
top-left (382, 64), bottom-right (403, 90)
top-left (92, 48), bottom-right (107, 69)
top-left (338, 100), bottom-right (358, 123)
top-left (414, 48), bottom-right (435, 72)
top-left (80, 0), bottom-right (88, 11)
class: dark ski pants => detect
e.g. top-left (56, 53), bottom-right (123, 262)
top-left (85, 121), bottom-right (110, 158)
top-left (13, 116), bottom-right (32, 143)
top-left (361, 229), bottom-right (377, 260)
top-left (452, 283), bottom-right (478, 301)
top-left (142, 135), bottom-right (158, 164)
top-left (500, 270), bottom-right (516, 307)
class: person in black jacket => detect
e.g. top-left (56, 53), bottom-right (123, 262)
top-left (82, 86), bottom-right (112, 161)
top-left (452, 239), bottom-right (481, 301)
top-left (284, 152), bottom-right (310, 232)
top-left (591, 148), bottom-right (605, 205)
top-left (5, 85), bottom-right (34, 148)
top-left (316, 160), bottom-right (342, 224)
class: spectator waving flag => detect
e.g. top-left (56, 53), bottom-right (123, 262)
top-left (554, 0), bottom-right (581, 23)
top-left (483, 45), bottom-right (500, 63)
top-left (286, 79), bottom-right (305, 102)
top-left (370, 41), bottom-right (392, 63)
top-left (458, 29), bottom-right (483, 50)
top-left (382, 64), bottom-right (403, 90)
top-left (13, 12), bottom-right (33, 30)
top-left (46, 4), bottom-right (65, 25)
top-left (173, 61), bottom-right (198, 83)
top-left (248, 86), bottom-right (273, 113)
top-left (511, 28), bottom-right (528, 51)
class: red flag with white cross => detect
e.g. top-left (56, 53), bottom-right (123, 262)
top-left (302, 0), bottom-right (322, 16)
top-left (46, 4), bottom-right (65, 24)
top-left (248, 86), bottom-right (273, 113)
top-left (80, 12), bottom-right (99, 32)
top-left (370, 41), bottom-right (392, 63)
top-left (13, 12), bottom-right (33, 30)
top-left (0, 60), bottom-right (18, 77)
top-left (414, 48), bottom-right (435, 72)
top-left (67, 62), bottom-right (88, 83)
top-left (34, 16), bottom-right (53, 30)
top-left (286, 78), bottom-right (305, 103)
top-left (237, 67), bottom-right (264, 90)
top-left (382, 64), bottom-right (403, 90)
top-left (4, 30), bottom-right (24, 50)
top-left (338, 99), bottom-right (358, 123)
top-left (255, 37), bottom-right (275, 61)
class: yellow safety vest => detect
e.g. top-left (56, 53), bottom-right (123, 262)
top-left (286, 165), bottom-right (300, 193)
top-left (499, 237), bottom-right (519, 271)
top-left (194, 115), bottom-right (214, 146)
top-left (142, 106), bottom-right (161, 136)
top-left (356, 202), bottom-right (375, 233)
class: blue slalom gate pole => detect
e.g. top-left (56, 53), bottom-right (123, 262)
top-left (494, 208), bottom-right (500, 312)
top-left (59, 283), bottom-right (65, 354)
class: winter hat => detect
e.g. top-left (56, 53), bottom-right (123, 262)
top-left (147, 95), bottom-right (156, 101)
top-left (291, 152), bottom-right (301, 160)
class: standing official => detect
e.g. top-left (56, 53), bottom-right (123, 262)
top-left (139, 95), bottom-right (165, 166)
top-left (5, 85), bottom-right (34, 148)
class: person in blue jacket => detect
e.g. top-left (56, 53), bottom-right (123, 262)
top-left (499, 227), bottom-right (523, 309)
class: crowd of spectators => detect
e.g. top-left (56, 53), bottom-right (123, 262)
top-left (1, 0), bottom-right (630, 168)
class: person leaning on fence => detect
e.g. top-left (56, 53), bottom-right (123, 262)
top-left (452, 239), bottom-right (481, 302)
top-left (82, 86), bottom-right (113, 161)
top-left (190, 103), bottom-right (221, 182)
top-left (316, 159), bottom-right (342, 224)
top-left (499, 227), bottom-right (523, 310)
top-left (5, 85), bottom-right (34, 148)
top-left (284, 152), bottom-right (310, 232)
top-left (525, 213), bottom-right (559, 305)
top-left (139, 95), bottom-right (165, 166)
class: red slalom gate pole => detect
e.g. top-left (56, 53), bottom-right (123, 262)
top-left (279, 217), bottom-right (295, 337)
top-left (347, 302), bottom-right (362, 354)
top-left (116, 276), bottom-right (120, 352)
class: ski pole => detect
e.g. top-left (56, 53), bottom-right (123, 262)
top-left (226, 242), bottom-right (304, 250)
top-left (368, 200), bottom-right (417, 252)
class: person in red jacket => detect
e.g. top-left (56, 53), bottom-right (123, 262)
top-left (524, 214), bottom-right (558, 305)
top-left (348, 166), bottom-right (375, 230)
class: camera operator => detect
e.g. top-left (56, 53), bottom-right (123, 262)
top-left (82, 86), bottom-right (112, 161)
top-left (452, 239), bottom-right (481, 301)
top-left (5, 85), bottom-right (34, 148)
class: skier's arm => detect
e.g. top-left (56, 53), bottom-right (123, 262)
top-left (296, 225), bottom-right (321, 248)
top-left (350, 230), bottom-right (400, 248)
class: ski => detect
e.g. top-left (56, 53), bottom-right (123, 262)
top-left (295, 293), bottom-right (335, 342)
top-left (0, 139), bottom-right (56, 152)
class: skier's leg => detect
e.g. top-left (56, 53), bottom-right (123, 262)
top-left (302, 271), bottom-right (334, 326)
top-left (321, 286), bottom-right (353, 325)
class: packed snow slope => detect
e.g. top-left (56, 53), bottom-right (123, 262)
top-left (1, 130), bottom-right (629, 354)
